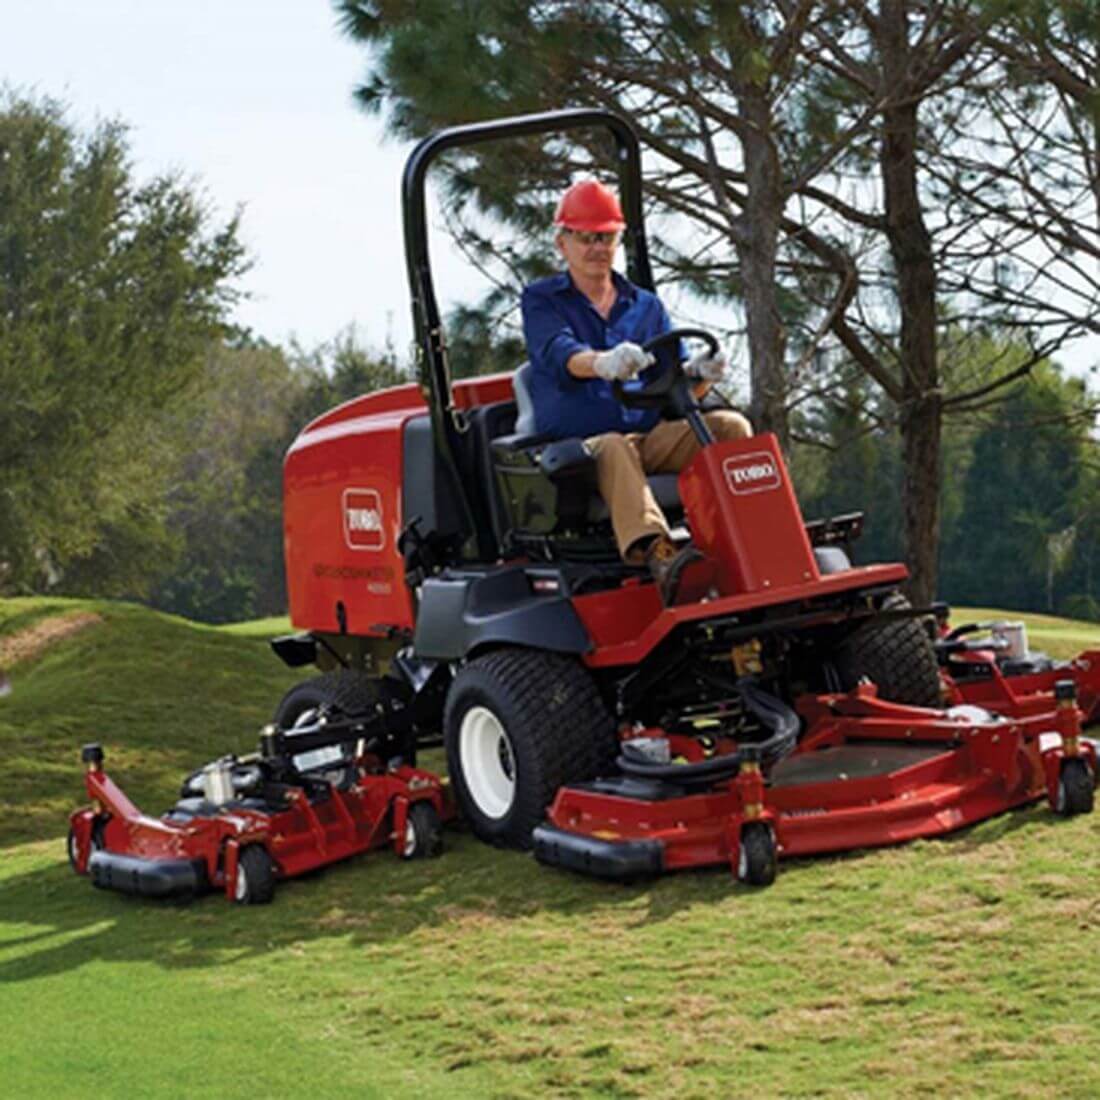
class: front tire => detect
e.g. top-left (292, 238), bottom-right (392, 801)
top-left (444, 649), bottom-right (617, 849)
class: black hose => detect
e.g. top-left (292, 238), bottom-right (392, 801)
top-left (945, 621), bottom-right (982, 641)
top-left (615, 678), bottom-right (800, 787)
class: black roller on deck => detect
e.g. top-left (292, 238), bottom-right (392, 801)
top-left (88, 851), bottom-right (207, 898)
top-left (532, 824), bottom-right (664, 879)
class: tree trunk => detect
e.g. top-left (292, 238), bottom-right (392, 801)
top-left (879, 0), bottom-right (942, 606)
top-left (737, 84), bottom-right (789, 452)
top-left (1091, 105), bottom-right (1100, 241)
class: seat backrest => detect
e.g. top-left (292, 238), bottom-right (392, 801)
top-left (463, 400), bottom-right (518, 555)
top-left (513, 362), bottom-right (537, 436)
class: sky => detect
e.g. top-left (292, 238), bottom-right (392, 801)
top-left (3, 2), bottom-right (1097, 377)
top-left (3, 0), bottom-right (464, 359)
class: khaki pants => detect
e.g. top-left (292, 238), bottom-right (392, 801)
top-left (587, 410), bottom-right (753, 559)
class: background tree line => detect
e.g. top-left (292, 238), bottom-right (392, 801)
top-left (0, 90), bottom-right (404, 622)
top-left (340, 0), bottom-right (1100, 605)
top-left (4, 0), bottom-right (1100, 625)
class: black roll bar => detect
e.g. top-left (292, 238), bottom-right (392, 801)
top-left (401, 107), bottom-right (653, 560)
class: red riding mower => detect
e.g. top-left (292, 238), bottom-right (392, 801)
top-left (265, 107), bottom-right (1095, 887)
top-left (69, 702), bottom-right (447, 903)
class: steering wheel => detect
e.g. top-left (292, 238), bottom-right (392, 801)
top-left (612, 327), bottom-right (720, 410)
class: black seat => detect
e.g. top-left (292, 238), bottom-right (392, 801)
top-left (476, 368), bottom-right (857, 572)
top-left (480, 364), bottom-right (688, 560)
top-left (497, 362), bottom-right (684, 517)
top-left (513, 361), bottom-right (538, 437)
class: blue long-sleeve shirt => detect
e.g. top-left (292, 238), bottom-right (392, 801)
top-left (520, 271), bottom-right (670, 438)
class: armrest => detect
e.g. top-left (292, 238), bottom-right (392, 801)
top-left (491, 431), bottom-right (556, 453)
top-left (538, 438), bottom-right (595, 480)
top-left (491, 433), bottom-right (595, 482)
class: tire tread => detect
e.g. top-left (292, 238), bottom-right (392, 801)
top-left (445, 648), bottom-right (617, 848)
top-left (837, 592), bottom-right (941, 707)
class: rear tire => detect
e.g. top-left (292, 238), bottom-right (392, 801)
top-left (836, 591), bottom-right (942, 708)
top-left (274, 670), bottom-right (413, 765)
top-left (444, 648), bottom-right (617, 849)
top-left (275, 670), bottom-right (377, 726)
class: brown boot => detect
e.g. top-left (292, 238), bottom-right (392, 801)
top-left (644, 535), bottom-right (703, 605)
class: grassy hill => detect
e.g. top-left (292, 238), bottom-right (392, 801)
top-left (0, 597), bottom-right (301, 848)
top-left (2, 598), bottom-right (1100, 1098)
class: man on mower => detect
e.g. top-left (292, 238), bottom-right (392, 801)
top-left (521, 178), bottom-right (752, 602)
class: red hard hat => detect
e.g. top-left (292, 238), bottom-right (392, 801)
top-left (554, 179), bottom-right (626, 232)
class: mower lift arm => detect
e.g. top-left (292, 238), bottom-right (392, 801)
top-left (259, 711), bottom-right (405, 763)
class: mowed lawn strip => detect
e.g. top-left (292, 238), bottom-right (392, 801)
top-left (2, 597), bottom-right (1099, 1097)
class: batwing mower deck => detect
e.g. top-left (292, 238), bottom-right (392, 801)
top-left (939, 617), bottom-right (1100, 723)
top-left (534, 683), bottom-right (1097, 884)
top-left (69, 713), bottom-right (448, 903)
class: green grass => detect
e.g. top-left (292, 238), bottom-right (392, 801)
top-left (3, 598), bottom-right (1100, 1097)
top-left (953, 606), bottom-right (1100, 661)
top-left (0, 595), bottom-right (100, 638)
top-left (0, 598), bottom-right (301, 848)
top-left (218, 614), bottom-right (291, 638)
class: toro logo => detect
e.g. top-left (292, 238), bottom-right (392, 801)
top-left (343, 488), bottom-right (385, 551)
top-left (723, 452), bottom-right (782, 495)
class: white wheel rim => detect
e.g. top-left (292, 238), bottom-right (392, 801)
top-left (404, 818), bottom-right (417, 857)
top-left (235, 864), bottom-right (248, 901)
top-left (459, 705), bottom-right (516, 820)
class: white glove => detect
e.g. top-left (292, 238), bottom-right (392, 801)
top-left (685, 347), bottom-right (730, 383)
top-left (592, 342), bottom-right (654, 382)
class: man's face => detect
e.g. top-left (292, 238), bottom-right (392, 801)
top-left (556, 229), bottom-right (621, 281)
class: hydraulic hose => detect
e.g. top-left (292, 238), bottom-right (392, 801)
top-left (615, 678), bottom-right (800, 787)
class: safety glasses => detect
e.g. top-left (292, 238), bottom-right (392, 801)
top-left (563, 229), bottom-right (621, 247)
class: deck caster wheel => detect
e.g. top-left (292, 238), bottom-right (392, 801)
top-left (234, 845), bottom-right (276, 904)
top-left (401, 802), bottom-right (443, 859)
top-left (66, 827), bottom-right (82, 872)
top-left (737, 822), bottom-right (777, 887)
top-left (67, 819), bottom-right (105, 873)
top-left (1054, 758), bottom-right (1095, 816)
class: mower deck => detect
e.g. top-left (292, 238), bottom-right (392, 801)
top-left (534, 686), bottom-right (1097, 883)
top-left (946, 648), bottom-right (1100, 725)
top-left (69, 742), bottom-right (449, 903)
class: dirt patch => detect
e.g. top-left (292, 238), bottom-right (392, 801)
top-left (0, 611), bottom-right (103, 670)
